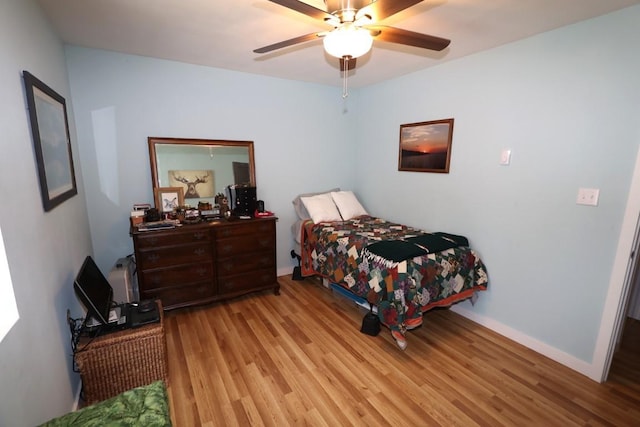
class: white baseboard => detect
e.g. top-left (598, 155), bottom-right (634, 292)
top-left (72, 382), bottom-right (81, 411)
top-left (277, 266), bottom-right (294, 278)
top-left (451, 303), bottom-right (599, 381)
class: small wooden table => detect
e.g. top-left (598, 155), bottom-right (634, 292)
top-left (74, 301), bottom-right (168, 404)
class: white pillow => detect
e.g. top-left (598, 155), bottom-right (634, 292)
top-left (300, 193), bottom-right (342, 223)
top-left (331, 191), bottom-right (368, 220)
top-left (292, 188), bottom-right (340, 220)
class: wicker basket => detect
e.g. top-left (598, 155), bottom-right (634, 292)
top-left (75, 301), bottom-right (168, 404)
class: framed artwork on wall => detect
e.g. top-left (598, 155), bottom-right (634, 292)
top-left (168, 170), bottom-right (214, 199)
top-left (398, 118), bottom-right (454, 173)
top-left (23, 71), bottom-right (78, 211)
top-left (154, 187), bottom-right (184, 213)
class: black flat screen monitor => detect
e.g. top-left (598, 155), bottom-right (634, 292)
top-left (73, 256), bottom-right (113, 325)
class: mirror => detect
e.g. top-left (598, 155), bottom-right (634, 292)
top-left (148, 137), bottom-right (255, 206)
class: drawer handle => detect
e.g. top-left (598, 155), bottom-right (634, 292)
top-left (151, 276), bottom-right (162, 285)
top-left (221, 229), bottom-right (232, 237)
top-left (258, 239), bottom-right (271, 248)
top-left (193, 232), bottom-right (206, 240)
top-left (221, 244), bottom-right (233, 254)
top-left (147, 253), bottom-right (160, 263)
top-left (196, 268), bottom-right (208, 276)
top-left (223, 263), bottom-right (234, 271)
top-left (194, 248), bottom-right (206, 256)
top-left (148, 237), bottom-right (159, 245)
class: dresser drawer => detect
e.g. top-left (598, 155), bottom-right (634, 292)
top-left (139, 262), bottom-right (214, 290)
top-left (132, 217), bottom-right (277, 310)
top-left (218, 267), bottom-right (276, 295)
top-left (135, 229), bottom-right (210, 249)
top-left (216, 220), bottom-right (274, 239)
top-left (140, 281), bottom-right (215, 310)
top-left (137, 243), bottom-right (212, 269)
top-left (217, 252), bottom-right (275, 276)
top-left (216, 233), bottom-right (274, 257)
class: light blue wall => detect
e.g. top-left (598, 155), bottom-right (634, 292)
top-left (65, 47), bottom-right (359, 275)
top-left (0, 1), bottom-right (93, 425)
top-left (354, 6), bottom-right (640, 362)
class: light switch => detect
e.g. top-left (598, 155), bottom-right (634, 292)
top-left (500, 149), bottom-right (511, 165)
top-left (576, 188), bottom-right (599, 206)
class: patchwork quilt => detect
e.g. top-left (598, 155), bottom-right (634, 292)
top-left (301, 216), bottom-right (488, 337)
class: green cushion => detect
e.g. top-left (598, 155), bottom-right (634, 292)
top-left (40, 381), bottom-right (171, 427)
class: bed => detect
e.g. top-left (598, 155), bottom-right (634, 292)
top-left (293, 190), bottom-right (488, 350)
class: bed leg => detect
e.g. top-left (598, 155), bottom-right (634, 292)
top-left (290, 250), bottom-right (304, 281)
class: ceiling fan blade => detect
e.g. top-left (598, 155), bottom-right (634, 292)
top-left (340, 57), bottom-right (357, 71)
top-left (358, 0), bottom-right (423, 22)
top-left (367, 25), bottom-right (450, 51)
top-left (267, 0), bottom-right (334, 22)
top-left (254, 32), bottom-right (322, 54)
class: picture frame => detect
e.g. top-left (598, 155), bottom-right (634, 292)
top-left (168, 169), bottom-right (214, 199)
top-left (23, 71), bottom-right (78, 211)
top-left (154, 187), bottom-right (184, 213)
top-left (398, 118), bottom-right (454, 173)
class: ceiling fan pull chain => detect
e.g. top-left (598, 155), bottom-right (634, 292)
top-left (342, 57), bottom-right (349, 98)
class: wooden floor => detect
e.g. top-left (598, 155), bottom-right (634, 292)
top-left (609, 316), bottom-right (640, 392)
top-left (164, 276), bottom-right (640, 426)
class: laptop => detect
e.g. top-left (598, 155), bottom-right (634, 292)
top-left (84, 301), bottom-right (159, 336)
top-left (84, 304), bottom-right (130, 334)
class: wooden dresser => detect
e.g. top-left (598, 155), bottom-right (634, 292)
top-left (131, 217), bottom-right (278, 310)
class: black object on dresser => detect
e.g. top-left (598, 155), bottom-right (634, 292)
top-left (131, 217), bottom-right (279, 310)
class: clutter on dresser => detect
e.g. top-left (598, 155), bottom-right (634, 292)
top-left (130, 210), bottom-right (145, 227)
top-left (182, 207), bottom-right (201, 224)
top-left (254, 199), bottom-right (275, 218)
top-left (130, 203), bottom-right (151, 227)
top-left (136, 220), bottom-right (179, 232)
top-left (133, 203), bottom-right (151, 212)
top-left (255, 209), bottom-right (275, 218)
top-left (200, 199), bottom-right (223, 220)
top-left (171, 205), bottom-right (200, 223)
top-left (227, 184), bottom-right (257, 217)
top-left (145, 208), bottom-right (161, 222)
top-left (131, 195), bottom-right (275, 228)
top-left (213, 193), bottom-right (230, 218)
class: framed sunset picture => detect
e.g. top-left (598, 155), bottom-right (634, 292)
top-left (398, 118), bottom-right (454, 173)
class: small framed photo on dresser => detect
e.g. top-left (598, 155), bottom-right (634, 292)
top-left (154, 187), bottom-right (184, 213)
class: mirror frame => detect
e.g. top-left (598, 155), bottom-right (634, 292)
top-left (148, 137), bottom-right (256, 198)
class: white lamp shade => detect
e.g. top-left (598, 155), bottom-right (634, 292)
top-left (323, 26), bottom-right (373, 59)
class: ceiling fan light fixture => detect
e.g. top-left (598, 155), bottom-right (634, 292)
top-left (323, 25), bottom-right (373, 59)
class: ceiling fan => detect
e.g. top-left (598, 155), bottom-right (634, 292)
top-left (254, 0), bottom-right (451, 76)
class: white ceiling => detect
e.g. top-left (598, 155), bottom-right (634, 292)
top-left (37, 0), bottom-right (640, 88)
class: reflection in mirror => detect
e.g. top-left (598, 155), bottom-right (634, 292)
top-left (148, 137), bottom-right (255, 206)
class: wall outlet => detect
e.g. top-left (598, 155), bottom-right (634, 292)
top-left (576, 188), bottom-right (599, 206)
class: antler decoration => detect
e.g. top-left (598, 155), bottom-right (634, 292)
top-left (172, 172), bottom-right (210, 198)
